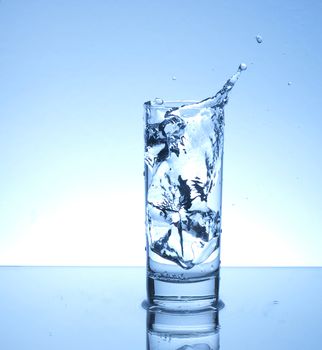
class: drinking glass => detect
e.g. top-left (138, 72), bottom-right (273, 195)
top-left (144, 99), bottom-right (224, 309)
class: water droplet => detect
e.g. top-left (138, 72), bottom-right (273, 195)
top-left (288, 81), bottom-right (292, 86)
top-left (239, 63), bottom-right (247, 71)
top-left (154, 97), bottom-right (164, 105)
top-left (273, 300), bottom-right (279, 304)
top-left (256, 35), bottom-right (263, 44)
top-left (172, 76), bottom-right (177, 80)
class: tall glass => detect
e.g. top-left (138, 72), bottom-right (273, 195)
top-left (144, 99), bottom-right (224, 309)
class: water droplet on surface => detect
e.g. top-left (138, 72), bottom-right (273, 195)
top-left (154, 97), bottom-right (164, 105)
top-left (273, 300), bottom-right (279, 304)
top-left (288, 81), bottom-right (292, 86)
top-left (172, 76), bottom-right (177, 80)
top-left (256, 35), bottom-right (263, 43)
top-left (239, 63), bottom-right (247, 71)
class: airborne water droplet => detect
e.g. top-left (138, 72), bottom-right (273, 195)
top-left (239, 63), bottom-right (247, 71)
top-left (256, 35), bottom-right (263, 43)
top-left (154, 97), bottom-right (164, 105)
top-left (172, 76), bottom-right (177, 81)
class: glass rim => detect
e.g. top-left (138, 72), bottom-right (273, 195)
top-left (144, 100), bottom-right (198, 110)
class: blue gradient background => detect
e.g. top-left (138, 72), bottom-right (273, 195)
top-left (0, 0), bottom-right (321, 266)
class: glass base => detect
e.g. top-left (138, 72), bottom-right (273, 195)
top-left (147, 269), bottom-right (220, 310)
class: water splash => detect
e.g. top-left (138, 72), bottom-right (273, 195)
top-left (166, 63), bottom-right (247, 115)
top-left (145, 65), bottom-right (246, 269)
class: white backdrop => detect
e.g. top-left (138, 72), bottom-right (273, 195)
top-left (1, 0), bottom-right (321, 266)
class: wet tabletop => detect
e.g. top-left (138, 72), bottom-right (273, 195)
top-left (0, 267), bottom-right (321, 349)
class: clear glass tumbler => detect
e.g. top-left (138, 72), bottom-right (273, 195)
top-left (144, 99), bottom-right (224, 309)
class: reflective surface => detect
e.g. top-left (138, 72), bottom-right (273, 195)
top-left (0, 267), bottom-right (321, 349)
top-left (147, 306), bottom-right (220, 350)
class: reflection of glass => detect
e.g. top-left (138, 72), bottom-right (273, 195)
top-left (146, 306), bottom-right (220, 350)
top-left (144, 100), bottom-right (224, 308)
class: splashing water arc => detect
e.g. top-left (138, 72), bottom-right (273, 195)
top-left (144, 65), bottom-right (246, 269)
